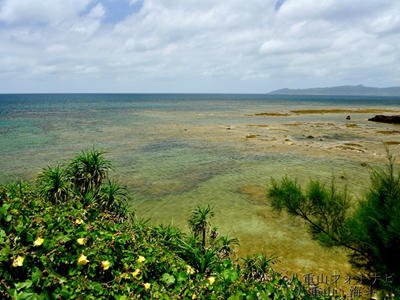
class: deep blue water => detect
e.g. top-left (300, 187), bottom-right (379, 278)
top-left (2, 93), bottom-right (400, 108)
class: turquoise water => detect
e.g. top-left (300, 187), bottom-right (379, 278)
top-left (2, 93), bottom-right (400, 274)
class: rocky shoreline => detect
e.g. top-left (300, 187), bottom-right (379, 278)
top-left (368, 115), bottom-right (400, 124)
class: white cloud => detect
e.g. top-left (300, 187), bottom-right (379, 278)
top-left (71, 3), bottom-right (105, 35)
top-left (0, 0), bottom-right (93, 25)
top-left (0, 0), bottom-right (400, 92)
top-left (88, 3), bottom-right (105, 19)
top-left (130, 0), bottom-right (141, 6)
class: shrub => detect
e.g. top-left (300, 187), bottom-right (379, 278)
top-left (268, 154), bottom-right (400, 294)
top-left (36, 165), bottom-right (70, 204)
top-left (0, 149), bottom-right (312, 299)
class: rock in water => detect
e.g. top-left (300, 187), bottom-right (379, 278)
top-left (368, 115), bottom-right (400, 124)
top-left (346, 115), bottom-right (351, 120)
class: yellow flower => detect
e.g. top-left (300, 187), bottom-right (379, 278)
top-left (12, 256), bottom-right (24, 267)
top-left (144, 283), bottom-right (151, 290)
top-left (192, 294), bottom-right (197, 299)
top-left (101, 260), bottom-right (110, 270)
top-left (75, 218), bottom-right (84, 225)
top-left (137, 256), bottom-right (146, 263)
top-left (207, 276), bottom-right (215, 285)
top-left (132, 268), bottom-right (140, 278)
top-left (186, 265), bottom-right (195, 275)
top-left (77, 238), bottom-right (86, 245)
top-left (77, 254), bottom-right (89, 265)
top-left (33, 237), bottom-right (44, 246)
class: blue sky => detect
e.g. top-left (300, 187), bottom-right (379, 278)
top-left (0, 0), bottom-right (399, 93)
top-left (86, 0), bottom-right (142, 23)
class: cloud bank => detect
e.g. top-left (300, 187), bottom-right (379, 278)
top-left (0, 0), bottom-right (399, 93)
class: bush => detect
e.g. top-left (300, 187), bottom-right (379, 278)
top-left (0, 149), bottom-right (312, 299)
top-left (268, 154), bottom-right (400, 295)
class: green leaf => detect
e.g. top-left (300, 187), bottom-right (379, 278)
top-left (161, 273), bottom-right (176, 286)
top-left (222, 269), bottom-right (238, 283)
top-left (31, 268), bottom-right (42, 285)
top-left (176, 271), bottom-right (188, 282)
top-left (26, 232), bottom-right (33, 243)
top-left (0, 204), bottom-right (10, 215)
top-left (15, 280), bottom-right (33, 291)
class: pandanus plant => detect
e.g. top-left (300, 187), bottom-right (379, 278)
top-left (242, 254), bottom-right (276, 282)
top-left (217, 235), bottom-right (240, 258)
top-left (37, 165), bottom-right (70, 204)
top-left (175, 237), bottom-right (218, 274)
top-left (99, 180), bottom-right (129, 216)
top-left (153, 224), bottom-right (183, 245)
top-left (67, 148), bottom-right (112, 196)
top-left (188, 205), bottom-right (214, 249)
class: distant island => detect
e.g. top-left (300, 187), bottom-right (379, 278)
top-left (269, 85), bottom-right (400, 97)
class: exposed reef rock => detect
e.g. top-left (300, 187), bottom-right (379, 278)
top-left (254, 112), bottom-right (290, 116)
top-left (376, 130), bottom-right (400, 134)
top-left (246, 134), bottom-right (258, 138)
top-left (251, 109), bottom-right (399, 118)
top-left (336, 145), bottom-right (365, 152)
top-left (291, 109), bottom-right (398, 114)
top-left (344, 123), bottom-right (359, 128)
top-left (384, 141), bottom-right (400, 145)
top-left (368, 115), bottom-right (400, 124)
top-left (248, 124), bottom-right (269, 127)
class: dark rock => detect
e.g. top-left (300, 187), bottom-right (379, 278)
top-left (307, 135), bottom-right (314, 139)
top-left (368, 115), bottom-right (400, 124)
top-left (361, 162), bottom-right (367, 167)
top-left (340, 175), bottom-right (345, 179)
top-left (346, 115), bottom-right (351, 120)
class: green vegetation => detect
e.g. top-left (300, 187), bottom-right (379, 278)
top-left (268, 153), bottom-right (400, 296)
top-left (188, 205), bottom-right (215, 249)
top-left (0, 149), bottom-right (312, 299)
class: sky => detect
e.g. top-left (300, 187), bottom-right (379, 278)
top-left (0, 0), bottom-right (400, 93)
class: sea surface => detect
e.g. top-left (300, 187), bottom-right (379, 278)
top-left (2, 93), bottom-right (400, 276)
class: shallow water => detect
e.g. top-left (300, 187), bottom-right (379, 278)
top-left (2, 93), bottom-right (400, 277)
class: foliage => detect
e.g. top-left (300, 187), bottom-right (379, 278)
top-left (347, 155), bottom-right (400, 289)
top-left (268, 177), bottom-right (350, 248)
top-left (216, 236), bottom-right (240, 259)
top-left (175, 238), bottom-right (219, 275)
top-left (242, 254), bottom-right (277, 282)
top-left (0, 149), bottom-right (315, 299)
top-left (267, 154), bottom-right (400, 293)
top-left (188, 205), bottom-right (214, 249)
top-left (67, 148), bottom-right (112, 196)
top-left (99, 180), bottom-right (129, 217)
top-left (36, 165), bottom-right (70, 204)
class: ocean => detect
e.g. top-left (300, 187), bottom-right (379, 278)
top-left (2, 93), bottom-right (400, 276)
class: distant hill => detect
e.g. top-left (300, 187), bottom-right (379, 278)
top-left (269, 85), bottom-right (400, 97)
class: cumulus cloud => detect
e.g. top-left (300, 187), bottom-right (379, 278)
top-left (0, 0), bottom-right (93, 25)
top-left (0, 0), bottom-right (400, 92)
top-left (130, 0), bottom-right (141, 6)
